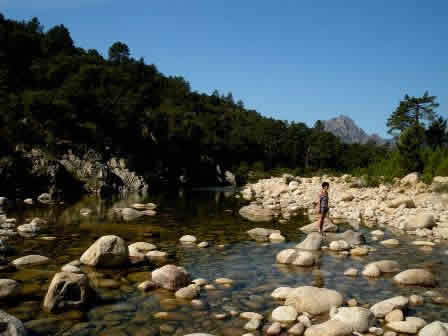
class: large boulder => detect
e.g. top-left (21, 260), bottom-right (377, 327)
top-left (419, 321), bottom-right (448, 336)
top-left (0, 310), bottom-right (27, 336)
top-left (128, 242), bottom-right (157, 264)
top-left (271, 287), bottom-right (294, 300)
top-left (304, 319), bottom-right (352, 336)
top-left (364, 260), bottom-right (401, 274)
top-left (401, 173), bottom-right (420, 185)
top-left (175, 284), bottom-right (200, 300)
top-left (296, 233), bottom-right (323, 250)
top-left (80, 235), bottom-right (128, 267)
top-left (285, 286), bottom-right (344, 315)
top-left (325, 230), bottom-right (365, 246)
top-left (387, 320), bottom-right (418, 334)
top-left (388, 197), bottom-right (415, 209)
top-left (370, 296), bottom-right (408, 318)
top-left (276, 249), bottom-right (318, 266)
top-left (247, 228), bottom-right (280, 241)
top-left (405, 214), bottom-right (435, 230)
top-left (329, 240), bottom-right (350, 251)
top-left (43, 272), bottom-right (91, 313)
top-left (239, 204), bottom-right (274, 222)
top-left (271, 305), bottom-right (298, 323)
top-left (331, 307), bottom-right (375, 333)
top-left (393, 269), bottom-right (436, 286)
top-left (151, 264), bottom-right (191, 291)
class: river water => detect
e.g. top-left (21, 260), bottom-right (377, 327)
top-left (1, 188), bottom-right (448, 335)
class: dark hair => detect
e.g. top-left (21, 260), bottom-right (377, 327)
top-left (322, 182), bottom-right (329, 188)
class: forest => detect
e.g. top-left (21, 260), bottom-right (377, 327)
top-left (0, 14), bottom-right (447, 190)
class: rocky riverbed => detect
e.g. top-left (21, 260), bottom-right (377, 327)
top-left (0, 177), bottom-right (448, 336)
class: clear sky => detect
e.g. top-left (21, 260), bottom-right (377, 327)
top-left (2, 0), bottom-right (447, 137)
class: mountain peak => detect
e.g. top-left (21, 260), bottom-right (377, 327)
top-left (322, 116), bottom-right (384, 144)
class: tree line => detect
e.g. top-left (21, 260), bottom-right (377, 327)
top-left (2, 14), bottom-right (445, 187)
top-left (358, 92), bottom-right (448, 185)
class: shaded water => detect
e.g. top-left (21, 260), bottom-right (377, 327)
top-left (1, 189), bottom-right (448, 335)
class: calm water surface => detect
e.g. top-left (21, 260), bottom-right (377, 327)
top-left (1, 189), bottom-right (448, 335)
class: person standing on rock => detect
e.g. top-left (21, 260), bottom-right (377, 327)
top-left (314, 182), bottom-right (330, 233)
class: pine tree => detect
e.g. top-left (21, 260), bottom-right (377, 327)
top-left (387, 91), bottom-right (439, 136)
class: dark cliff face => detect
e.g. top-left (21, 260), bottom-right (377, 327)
top-left (323, 115), bottom-right (387, 144)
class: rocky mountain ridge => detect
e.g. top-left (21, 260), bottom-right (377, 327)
top-left (323, 115), bottom-right (387, 144)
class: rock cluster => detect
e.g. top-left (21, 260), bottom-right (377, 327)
top-left (239, 173), bottom-right (448, 243)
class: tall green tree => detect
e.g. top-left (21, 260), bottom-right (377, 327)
top-left (425, 116), bottom-right (448, 149)
top-left (108, 42), bottom-right (130, 63)
top-left (397, 125), bottom-right (425, 173)
top-left (45, 24), bottom-right (74, 55)
top-left (387, 91), bottom-right (439, 136)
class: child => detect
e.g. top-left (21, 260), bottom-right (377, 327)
top-left (314, 182), bottom-right (330, 233)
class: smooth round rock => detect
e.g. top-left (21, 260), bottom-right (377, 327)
top-left (271, 305), bottom-right (298, 323)
top-left (393, 269), bottom-right (436, 286)
top-left (12, 255), bottom-right (50, 268)
top-left (175, 285), bottom-right (200, 300)
top-left (271, 287), bottom-right (293, 300)
top-left (180, 235), bottom-right (197, 243)
top-left (284, 286), bottom-right (344, 315)
top-left (0, 279), bottom-right (21, 298)
top-left (385, 309), bottom-right (404, 322)
top-left (344, 268), bottom-right (358, 277)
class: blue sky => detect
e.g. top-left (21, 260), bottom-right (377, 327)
top-left (2, 0), bottom-right (447, 137)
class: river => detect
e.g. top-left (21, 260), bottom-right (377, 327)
top-left (1, 188), bottom-right (448, 335)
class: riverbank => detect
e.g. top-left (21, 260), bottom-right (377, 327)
top-left (0, 177), bottom-right (447, 336)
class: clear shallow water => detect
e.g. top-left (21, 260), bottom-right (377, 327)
top-left (1, 189), bottom-right (448, 336)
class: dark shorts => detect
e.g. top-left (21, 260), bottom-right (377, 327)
top-left (320, 207), bottom-right (329, 214)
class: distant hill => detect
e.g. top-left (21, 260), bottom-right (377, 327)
top-left (323, 115), bottom-right (388, 144)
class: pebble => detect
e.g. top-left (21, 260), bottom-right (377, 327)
top-left (412, 241), bottom-right (436, 246)
top-left (240, 312), bottom-right (263, 320)
top-left (213, 313), bottom-right (228, 320)
top-left (269, 233), bottom-right (285, 241)
top-left (344, 268), bottom-right (359, 277)
top-left (297, 314), bottom-right (311, 328)
top-left (409, 295), bottom-right (424, 305)
top-left (244, 318), bottom-right (261, 331)
top-left (137, 281), bottom-right (157, 292)
top-left (267, 322), bottom-right (282, 335)
top-left (271, 306), bottom-right (298, 323)
top-left (385, 309), bottom-right (404, 322)
top-left (215, 278), bottom-right (233, 285)
top-left (380, 239), bottom-right (400, 246)
top-left (288, 322), bottom-right (305, 335)
top-left (192, 278), bottom-right (208, 286)
top-left (383, 332), bottom-right (396, 336)
top-left (369, 327), bottom-right (385, 335)
top-left (180, 235), bottom-right (197, 243)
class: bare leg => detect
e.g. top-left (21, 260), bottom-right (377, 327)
top-left (319, 212), bottom-right (325, 233)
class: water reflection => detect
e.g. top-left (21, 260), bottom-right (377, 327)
top-left (1, 189), bottom-right (448, 335)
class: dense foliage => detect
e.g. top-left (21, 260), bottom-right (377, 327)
top-left (0, 14), bottom-right (390, 185)
top-left (358, 93), bottom-right (448, 186)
